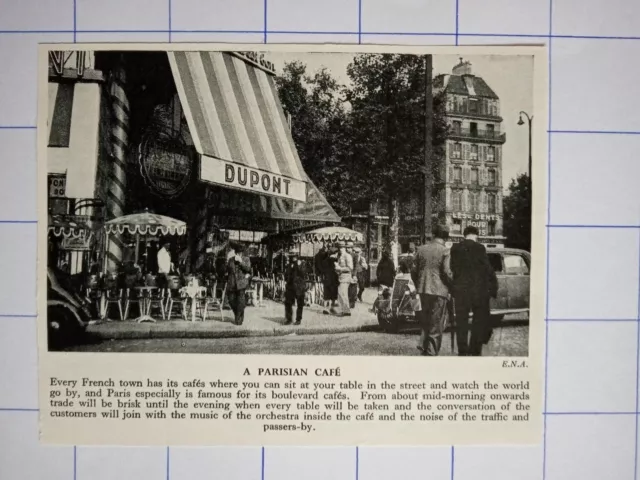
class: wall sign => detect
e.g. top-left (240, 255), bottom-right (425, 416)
top-left (61, 236), bottom-right (91, 251)
top-left (49, 175), bottom-right (66, 198)
top-left (49, 51), bottom-right (87, 76)
top-left (452, 212), bottom-right (499, 221)
top-left (139, 140), bottom-right (192, 198)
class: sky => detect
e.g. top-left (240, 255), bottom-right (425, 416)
top-left (266, 52), bottom-right (534, 190)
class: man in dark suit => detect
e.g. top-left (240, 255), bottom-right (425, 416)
top-left (225, 242), bottom-right (252, 326)
top-left (450, 226), bottom-right (498, 356)
top-left (413, 225), bottom-right (453, 356)
top-left (284, 254), bottom-right (307, 325)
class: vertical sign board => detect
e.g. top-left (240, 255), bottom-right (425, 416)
top-left (49, 175), bottom-right (66, 198)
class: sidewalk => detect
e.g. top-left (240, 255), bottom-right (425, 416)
top-left (86, 288), bottom-right (382, 341)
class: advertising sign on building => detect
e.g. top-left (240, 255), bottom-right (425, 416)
top-left (61, 236), bottom-right (91, 251)
top-left (48, 175), bottom-right (66, 198)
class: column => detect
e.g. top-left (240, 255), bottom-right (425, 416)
top-left (105, 57), bottom-right (130, 272)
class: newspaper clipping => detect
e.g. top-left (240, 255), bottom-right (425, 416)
top-left (38, 43), bottom-right (547, 445)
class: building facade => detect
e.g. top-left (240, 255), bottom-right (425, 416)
top-left (434, 58), bottom-right (506, 247)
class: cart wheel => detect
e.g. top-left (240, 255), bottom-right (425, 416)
top-left (377, 308), bottom-right (399, 333)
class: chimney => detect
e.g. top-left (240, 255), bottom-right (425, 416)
top-left (452, 57), bottom-right (472, 76)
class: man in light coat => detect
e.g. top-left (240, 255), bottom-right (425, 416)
top-left (412, 225), bottom-right (453, 356)
top-left (335, 242), bottom-right (354, 316)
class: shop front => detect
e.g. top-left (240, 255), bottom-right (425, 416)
top-left (46, 49), bottom-right (340, 281)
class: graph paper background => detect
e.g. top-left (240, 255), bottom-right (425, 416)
top-left (1, 0), bottom-right (639, 478)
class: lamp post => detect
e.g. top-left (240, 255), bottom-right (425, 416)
top-left (517, 111), bottom-right (532, 179)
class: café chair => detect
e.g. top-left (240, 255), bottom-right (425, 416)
top-left (198, 283), bottom-right (226, 322)
top-left (123, 273), bottom-right (142, 320)
top-left (102, 273), bottom-right (123, 321)
top-left (165, 275), bottom-right (187, 320)
top-left (145, 275), bottom-right (166, 320)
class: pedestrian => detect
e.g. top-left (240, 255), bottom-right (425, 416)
top-left (322, 247), bottom-right (339, 315)
top-left (412, 225), bottom-right (453, 356)
top-left (225, 242), bottom-right (252, 326)
top-left (345, 242), bottom-right (358, 308)
top-left (376, 250), bottom-right (396, 288)
top-left (335, 242), bottom-right (354, 316)
top-left (284, 254), bottom-right (307, 325)
top-left (450, 226), bottom-right (498, 356)
top-left (352, 246), bottom-right (369, 302)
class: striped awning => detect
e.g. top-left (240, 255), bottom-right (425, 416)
top-left (168, 51), bottom-right (307, 202)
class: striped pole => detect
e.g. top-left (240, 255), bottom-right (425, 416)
top-left (105, 58), bottom-right (130, 272)
top-left (194, 187), bottom-right (210, 272)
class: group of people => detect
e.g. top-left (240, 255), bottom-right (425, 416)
top-left (313, 242), bottom-right (368, 317)
top-left (412, 225), bottom-right (498, 357)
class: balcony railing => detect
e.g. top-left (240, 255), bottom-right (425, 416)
top-left (450, 128), bottom-right (506, 142)
top-left (447, 105), bottom-right (501, 118)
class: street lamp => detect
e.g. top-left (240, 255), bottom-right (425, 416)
top-left (517, 111), bottom-right (532, 179)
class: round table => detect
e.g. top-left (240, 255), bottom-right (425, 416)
top-left (133, 286), bottom-right (157, 323)
top-left (251, 277), bottom-right (270, 307)
top-left (180, 285), bottom-right (207, 322)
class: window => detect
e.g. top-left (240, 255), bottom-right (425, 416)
top-left (486, 124), bottom-right (495, 138)
top-left (452, 121), bottom-right (461, 135)
top-left (488, 169), bottom-right (497, 186)
top-left (452, 191), bottom-right (462, 210)
top-left (469, 98), bottom-right (478, 113)
top-left (470, 192), bottom-right (478, 211)
top-left (504, 255), bottom-right (529, 275)
top-left (453, 166), bottom-right (462, 183)
top-left (452, 143), bottom-right (462, 159)
top-left (488, 253), bottom-right (503, 273)
top-left (452, 219), bottom-right (462, 233)
top-left (488, 220), bottom-right (496, 236)
top-left (487, 146), bottom-right (495, 162)
top-left (470, 167), bottom-right (479, 185)
top-left (470, 122), bottom-right (478, 137)
top-left (470, 145), bottom-right (478, 161)
top-left (487, 193), bottom-right (497, 213)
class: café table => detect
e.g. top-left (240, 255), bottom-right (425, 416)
top-left (251, 277), bottom-right (269, 307)
top-left (133, 286), bottom-right (157, 323)
top-left (180, 285), bottom-right (207, 322)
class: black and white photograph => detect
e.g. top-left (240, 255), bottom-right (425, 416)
top-left (43, 46), bottom-right (536, 358)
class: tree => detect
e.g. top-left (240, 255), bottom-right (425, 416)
top-left (275, 62), bottom-right (354, 214)
top-left (503, 173), bottom-right (531, 251)
top-left (345, 54), bottom-right (448, 263)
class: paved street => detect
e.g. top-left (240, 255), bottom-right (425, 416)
top-left (66, 323), bottom-right (528, 356)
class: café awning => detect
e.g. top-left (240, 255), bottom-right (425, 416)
top-left (168, 51), bottom-right (307, 203)
top-left (48, 214), bottom-right (93, 240)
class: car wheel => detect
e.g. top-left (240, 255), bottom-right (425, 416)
top-left (47, 304), bottom-right (86, 351)
top-left (490, 314), bottom-right (504, 327)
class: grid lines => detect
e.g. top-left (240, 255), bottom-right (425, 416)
top-left (1, 0), bottom-right (639, 479)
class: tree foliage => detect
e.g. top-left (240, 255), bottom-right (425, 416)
top-left (503, 174), bottom-right (531, 251)
top-left (275, 62), bottom-right (353, 215)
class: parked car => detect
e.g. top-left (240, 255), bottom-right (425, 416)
top-left (374, 247), bottom-right (530, 332)
top-left (47, 266), bottom-right (92, 350)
